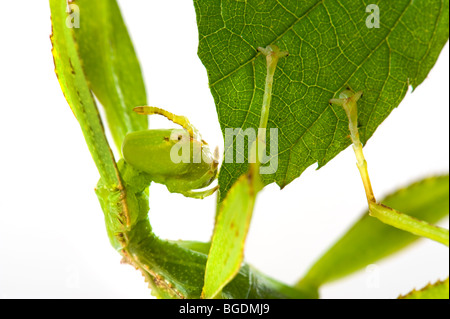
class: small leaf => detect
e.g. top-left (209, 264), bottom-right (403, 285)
top-left (369, 202), bottom-right (449, 246)
top-left (202, 174), bottom-right (257, 299)
top-left (399, 278), bottom-right (449, 299)
top-left (73, 0), bottom-right (148, 153)
top-left (297, 175), bottom-right (449, 292)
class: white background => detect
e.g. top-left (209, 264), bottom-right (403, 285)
top-left (0, 1), bottom-right (448, 299)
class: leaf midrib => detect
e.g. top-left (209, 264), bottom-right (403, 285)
top-left (207, 0), bottom-right (324, 88)
top-left (210, 0), bottom-right (416, 188)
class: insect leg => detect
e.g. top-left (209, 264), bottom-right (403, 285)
top-left (133, 106), bottom-right (201, 139)
top-left (179, 185), bottom-right (219, 199)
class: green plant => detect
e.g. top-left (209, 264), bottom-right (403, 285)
top-left (50, 0), bottom-right (449, 299)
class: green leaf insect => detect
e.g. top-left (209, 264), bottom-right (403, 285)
top-left (122, 106), bottom-right (219, 199)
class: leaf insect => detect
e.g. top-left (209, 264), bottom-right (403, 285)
top-left (122, 106), bottom-right (219, 199)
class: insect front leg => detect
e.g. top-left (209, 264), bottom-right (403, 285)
top-left (133, 106), bottom-right (201, 140)
top-left (330, 88), bottom-right (449, 246)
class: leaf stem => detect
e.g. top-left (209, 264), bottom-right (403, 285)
top-left (257, 45), bottom-right (288, 140)
top-left (330, 89), bottom-right (449, 246)
top-left (369, 203), bottom-right (449, 246)
top-left (255, 45), bottom-right (288, 177)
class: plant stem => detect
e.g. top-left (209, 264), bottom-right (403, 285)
top-left (369, 203), bottom-right (449, 246)
top-left (353, 140), bottom-right (376, 205)
top-left (255, 45), bottom-right (288, 177)
top-left (258, 46), bottom-right (287, 134)
top-left (330, 90), bottom-right (375, 204)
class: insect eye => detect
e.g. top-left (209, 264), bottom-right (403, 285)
top-left (178, 135), bottom-right (182, 141)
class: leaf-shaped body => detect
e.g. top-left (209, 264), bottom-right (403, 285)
top-left (122, 129), bottom-right (217, 193)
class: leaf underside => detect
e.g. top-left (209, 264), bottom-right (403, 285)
top-left (194, 0), bottom-right (449, 201)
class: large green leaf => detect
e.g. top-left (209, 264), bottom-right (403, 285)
top-left (194, 0), bottom-right (449, 201)
top-left (296, 175), bottom-right (449, 294)
top-left (73, 0), bottom-right (148, 153)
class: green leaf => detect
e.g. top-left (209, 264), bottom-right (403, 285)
top-left (53, 0), bottom-right (309, 299)
top-left (399, 278), bottom-right (449, 299)
top-left (202, 174), bottom-right (257, 299)
top-left (50, 0), bottom-right (119, 188)
top-left (72, 0), bottom-right (148, 153)
top-left (194, 0), bottom-right (450, 201)
top-left (296, 175), bottom-right (449, 293)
